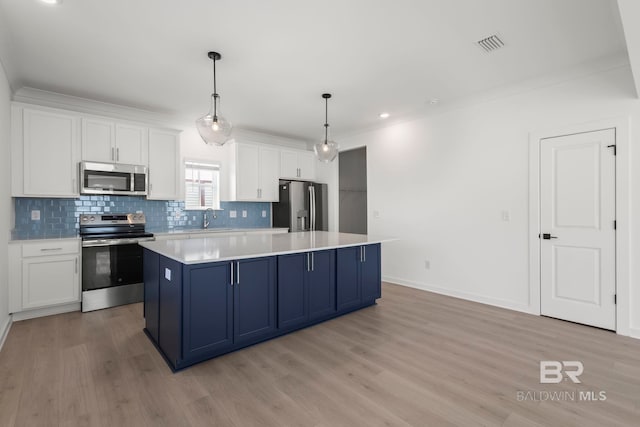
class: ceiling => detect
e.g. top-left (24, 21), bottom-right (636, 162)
top-left (0, 0), bottom-right (629, 142)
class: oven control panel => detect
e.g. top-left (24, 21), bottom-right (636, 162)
top-left (80, 213), bottom-right (146, 225)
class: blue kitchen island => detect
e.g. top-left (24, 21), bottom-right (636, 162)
top-left (139, 231), bottom-right (390, 371)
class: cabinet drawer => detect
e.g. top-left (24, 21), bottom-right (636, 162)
top-left (22, 240), bottom-right (79, 258)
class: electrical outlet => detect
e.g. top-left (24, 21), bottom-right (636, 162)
top-left (242, 210), bottom-right (247, 218)
top-left (262, 210), bottom-right (267, 218)
top-left (424, 260), bottom-right (430, 269)
top-left (229, 210), bottom-right (237, 218)
top-left (31, 210), bottom-right (40, 221)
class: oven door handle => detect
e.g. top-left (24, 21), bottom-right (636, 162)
top-left (82, 237), bottom-right (155, 248)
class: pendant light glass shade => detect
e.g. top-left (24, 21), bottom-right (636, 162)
top-left (313, 139), bottom-right (339, 162)
top-left (196, 51), bottom-right (232, 146)
top-left (196, 94), bottom-right (232, 146)
top-left (314, 93), bottom-right (339, 162)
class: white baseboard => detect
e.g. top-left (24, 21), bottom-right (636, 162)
top-left (628, 327), bottom-right (640, 340)
top-left (383, 276), bottom-right (534, 315)
top-left (0, 315), bottom-right (12, 352)
top-left (11, 302), bottom-right (80, 322)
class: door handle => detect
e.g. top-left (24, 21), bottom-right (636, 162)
top-left (540, 233), bottom-right (558, 240)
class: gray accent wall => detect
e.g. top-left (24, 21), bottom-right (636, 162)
top-left (339, 147), bottom-right (367, 235)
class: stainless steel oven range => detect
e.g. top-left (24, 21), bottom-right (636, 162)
top-left (80, 213), bottom-right (155, 312)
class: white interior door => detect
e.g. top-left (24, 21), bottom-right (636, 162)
top-left (540, 128), bottom-right (616, 330)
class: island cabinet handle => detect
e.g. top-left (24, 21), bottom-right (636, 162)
top-left (230, 262), bottom-right (234, 285)
top-left (307, 253), bottom-right (310, 272)
top-left (311, 252), bottom-right (314, 272)
top-left (237, 262), bottom-right (240, 284)
top-left (363, 246), bottom-right (366, 263)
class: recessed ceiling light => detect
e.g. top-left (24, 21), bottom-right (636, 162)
top-left (40, 0), bottom-right (62, 5)
top-left (379, 112), bottom-right (390, 119)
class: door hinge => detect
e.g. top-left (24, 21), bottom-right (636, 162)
top-left (614, 294), bottom-right (617, 305)
top-left (607, 144), bottom-right (616, 155)
top-left (614, 220), bottom-right (617, 230)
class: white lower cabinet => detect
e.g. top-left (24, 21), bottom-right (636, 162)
top-left (9, 240), bottom-right (81, 314)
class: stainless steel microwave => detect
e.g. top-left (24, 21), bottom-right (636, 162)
top-left (79, 161), bottom-right (147, 196)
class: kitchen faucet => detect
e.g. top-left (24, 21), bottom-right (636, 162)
top-left (203, 208), bottom-right (216, 229)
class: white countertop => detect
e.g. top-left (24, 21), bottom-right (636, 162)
top-left (139, 231), bottom-right (395, 265)
top-left (152, 227), bottom-right (289, 237)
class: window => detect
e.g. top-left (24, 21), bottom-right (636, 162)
top-left (185, 161), bottom-right (220, 210)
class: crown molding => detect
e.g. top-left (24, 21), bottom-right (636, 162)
top-left (12, 87), bottom-right (186, 130)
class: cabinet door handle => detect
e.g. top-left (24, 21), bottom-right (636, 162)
top-left (307, 252), bottom-right (310, 272)
top-left (311, 252), bottom-right (314, 271)
top-left (230, 262), bottom-right (234, 285)
top-left (41, 247), bottom-right (63, 252)
top-left (363, 246), bottom-right (366, 263)
top-left (360, 246), bottom-right (363, 262)
top-left (237, 262), bottom-right (240, 284)
top-left (75, 258), bottom-right (78, 274)
top-left (116, 147), bottom-right (120, 162)
top-left (111, 147), bottom-right (115, 161)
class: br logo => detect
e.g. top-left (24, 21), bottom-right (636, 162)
top-left (540, 361), bottom-right (584, 384)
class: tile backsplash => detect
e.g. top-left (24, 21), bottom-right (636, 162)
top-left (13, 196), bottom-right (271, 240)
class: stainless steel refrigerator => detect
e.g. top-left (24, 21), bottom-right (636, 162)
top-left (273, 180), bottom-right (328, 232)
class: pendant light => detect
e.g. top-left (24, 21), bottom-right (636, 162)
top-left (196, 51), bottom-right (232, 146)
top-left (313, 93), bottom-right (339, 162)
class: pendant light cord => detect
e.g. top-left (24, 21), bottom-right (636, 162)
top-left (324, 97), bottom-right (329, 144)
top-left (212, 57), bottom-right (218, 119)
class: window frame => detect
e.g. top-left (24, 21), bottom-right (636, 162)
top-left (184, 160), bottom-right (222, 211)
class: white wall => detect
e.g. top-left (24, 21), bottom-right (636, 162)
top-left (336, 65), bottom-right (640, 335)
top-left (0, 57), bottom-right (12, 347)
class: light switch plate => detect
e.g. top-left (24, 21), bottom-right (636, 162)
top-left (230, 210), bottom-right (237, 218)
top-left (31, 210), bottom-right (40, 221)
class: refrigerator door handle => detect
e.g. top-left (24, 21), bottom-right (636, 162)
top-left (310, 186), bottom-right (316, 231)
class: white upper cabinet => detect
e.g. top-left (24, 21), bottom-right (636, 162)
top-left (12, 107), bottom-right (81, 197)
top-left (280, 149), bottom-right (316, 181)
top-left (81, 118), bottom-right (114, 162)
top-left (148, 129), bottom-right (181, 200)
top-left (259, 146), bottom-right (280, 201)
top-left (81, 118), bottom-right (148, 166)
top-left (115, 123), bottom-right (148, 165)
top-left (228, 142), bottom-right (280, 202)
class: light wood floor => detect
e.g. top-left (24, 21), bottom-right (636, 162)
top-left (1, 283), bottom-right (639, 426)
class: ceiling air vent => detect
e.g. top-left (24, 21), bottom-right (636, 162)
top-left (477, 35), bottom-right (504, 53)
